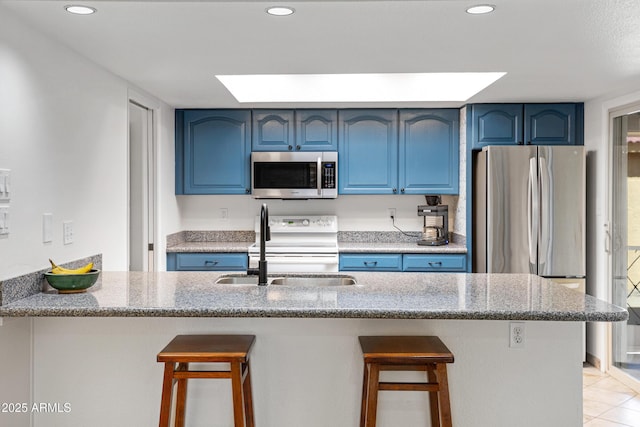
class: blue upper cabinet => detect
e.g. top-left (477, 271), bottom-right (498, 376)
top-left (524, 104), bottom-right (579, 146)
top-left (471, 104), bottom-right (523, 148)
top-left (471, 103), bottom-right (583, 149)
top-left (176, 110), bottom-right (251, 195)
top-left (338, 110), bottom-right (399, 194)
top-left (252, 110), bottom-right (295, 151)
top-left (399, 109), bottom-right (459, 195)
top-left (295, 110), bottom-right (338, 151)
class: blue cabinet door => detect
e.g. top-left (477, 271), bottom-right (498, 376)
top-left (295, 110), bottom-right (338, 151)
top-left (339, 254), bottom-right (402, 271)
top-left (177, 110), bottom-right (251, 195)
top-left (399, 109), bottom-right (459, 195)
top-left (338, 110), bottom-right (398, 194)
top-left (167, 253), bottom-right (248, 271)
top-left (524, 104), bottom-right (577, 145)
top-left (402, 254), bottom-right (466, 272)
top-left (252, 110), bottom-right (295, 151)
top-left (471, 104), bottom-right (523, 149)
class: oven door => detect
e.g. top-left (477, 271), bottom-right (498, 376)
top-left (251, 152), bottom-right (337, 199)
top-left (248, 253), bottom-right (339, 273)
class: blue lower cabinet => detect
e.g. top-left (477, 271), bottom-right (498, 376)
top-left (402, 254), bottom-right (466, 272)
top-left (167, 253), bottom-right (248, 271)
top-left (339, 254), bottom-right (402, 271)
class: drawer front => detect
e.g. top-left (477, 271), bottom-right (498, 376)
top-left (170, 253), bottom-right (248, 271)
top-left (339, 254), bottom-right (402, 271)
top-left (402, 254), bottom-right (466, 272)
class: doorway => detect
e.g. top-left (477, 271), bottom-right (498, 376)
top-left (128, 100), bottom-right (155, 272)
top-left (611, 109), bottom-right (640, 380)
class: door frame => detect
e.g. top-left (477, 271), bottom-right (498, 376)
top-left (607, 102), bottom-right (640, 389)
top-left (127, 89), bottom-right (159, 272)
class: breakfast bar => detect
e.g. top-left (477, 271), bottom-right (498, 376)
top-left (0, 272), bottom-right (627, 427)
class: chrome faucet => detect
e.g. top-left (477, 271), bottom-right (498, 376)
top-left (248, 203), bottom-right (270, 285)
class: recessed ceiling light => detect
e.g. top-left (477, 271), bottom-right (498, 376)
top-left (216, 72), bottom-right (507, 103)
top-left (64, 5), bottom-right (97, 15)
top-left (466, 4), bottom-right (495, 15)
top-left (266, 6), bottom-right (295, 16)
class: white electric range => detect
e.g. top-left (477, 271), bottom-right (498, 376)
top-left (248, 215), bottom-right (339, 273)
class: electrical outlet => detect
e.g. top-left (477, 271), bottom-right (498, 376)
top-left (63, 221), bottom-right (74, 245)
top-left (0, 169), bottom-right (10, 201)
top-left (509, 322), bottom-right (525, 348)
top-left (0, 206), bottom-right (8, 235)
top-left (387, 208), bottom-right (396, 219)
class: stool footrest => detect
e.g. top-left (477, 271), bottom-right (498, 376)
top-left (173, 371), bottom-right (233, 380)
top-left (378, 382), bottom-right (440, 392)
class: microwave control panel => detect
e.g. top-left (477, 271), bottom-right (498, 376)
top-left (321, 162), bottom-right (336, 189)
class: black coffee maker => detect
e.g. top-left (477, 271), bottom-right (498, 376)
top-left (417, 195), bottom-right (448, 246)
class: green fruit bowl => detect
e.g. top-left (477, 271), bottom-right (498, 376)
top-left (44, 270), bottom-right (101, 294)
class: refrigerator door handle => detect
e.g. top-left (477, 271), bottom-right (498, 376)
top-left (528, 157), bottom-right (538, 271)
top-left (539, 155), bottom-right (551, 272)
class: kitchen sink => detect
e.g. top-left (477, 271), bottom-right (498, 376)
top-left (214, 274), bottom-right (357, 286)
top-left (214, 275), bottom-right (260, 285)
top-left (270, 275), bottom-right (357, 287)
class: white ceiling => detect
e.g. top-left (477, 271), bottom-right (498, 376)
top-left (3, 0), bottom-right (640, 109)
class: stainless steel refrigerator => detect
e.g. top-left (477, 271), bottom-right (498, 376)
top-left (473, 145), bottom-right (585, 281)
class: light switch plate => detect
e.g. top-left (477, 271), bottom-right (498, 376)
top-left (43, 213), bottom-right (53, 243)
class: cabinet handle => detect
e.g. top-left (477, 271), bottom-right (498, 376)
top-left (296, 145), bottom-right (301, 150)
top-left (401, 188), bottom-right (405, 193)
top-left (392, 188), bottom-right (397, 193)
top-left (204, 260), bottom-right (219, 266)
top-left (428, 261), bottom-right (443, 267)
top-left (288, 145), bottom-right (293, 150)
top-left (363, 261), bottom-right (378, 267)
top-left (246, 188), bottom-right (251, 194)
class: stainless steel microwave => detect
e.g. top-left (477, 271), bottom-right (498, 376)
top-left (251, 151), bottom-right (338, 199)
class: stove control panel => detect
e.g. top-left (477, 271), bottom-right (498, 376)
top-left (262, 215), bottom-right (338, 232)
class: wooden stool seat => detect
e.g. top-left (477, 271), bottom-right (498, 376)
top-left (359, 336), bottom-right (454, 427)
top-left (157, 335), bottom-right (255, 427)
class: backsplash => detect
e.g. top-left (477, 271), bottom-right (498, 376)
top-left (0, 254), bottom-right (102, 306)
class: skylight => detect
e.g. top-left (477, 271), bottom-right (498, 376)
top-left (216, 73), bottom-right (506, 103)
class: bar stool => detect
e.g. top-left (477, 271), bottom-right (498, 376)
top-left (359, 336), bottom-right (454, 427)
top-left (157, 334), bottom-right (256, 427)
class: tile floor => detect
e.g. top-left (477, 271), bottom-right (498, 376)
top-left (584, 365), bottom-right (640, 426)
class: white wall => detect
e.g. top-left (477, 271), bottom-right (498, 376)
top-left (0, 4), bottom-right (178, 278)
top-left (0, 318), bottom-right (31, 427)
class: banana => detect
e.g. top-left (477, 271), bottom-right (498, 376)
top-left (49, 259), bottom-right (93, 274)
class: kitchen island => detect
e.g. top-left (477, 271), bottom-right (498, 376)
top-left (0, 272), bottom-right (627, 427)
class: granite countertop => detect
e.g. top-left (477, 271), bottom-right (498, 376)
top-left (0, 272), bottom-right (627, 322)
top-left (167, 241), bottom-right (467, 254)
top-left (167, 242), bottom-right (253, 253)
top-left (165, 229), bottom-right (468, 254)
